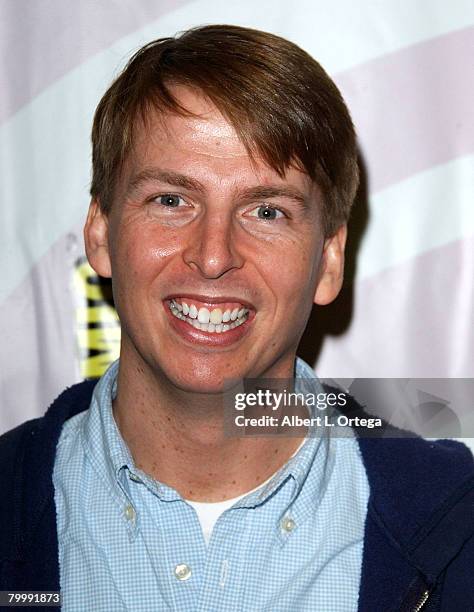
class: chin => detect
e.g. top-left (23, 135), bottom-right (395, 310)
top-left (166, 370), bottom-right (242, 395)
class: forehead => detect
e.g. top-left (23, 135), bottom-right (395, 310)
top-left (122, 85), bottom-right (316, 195)
top-left (135, 87), bottom-right (249, 164)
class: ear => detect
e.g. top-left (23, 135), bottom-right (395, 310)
top-left (313, 224), bottom-right (347, 306)
top-left (83, 199), bottom-right (112, 278)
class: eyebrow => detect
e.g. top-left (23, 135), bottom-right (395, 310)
top-left (126, 167), bottom-right (312, 211)
top-left (237, 185), bottom-right (310, 211)
top-left (126, 168), bottom-right (206, 196)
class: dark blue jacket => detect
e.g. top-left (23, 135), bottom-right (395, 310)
top-left (0, 381), bottom-right (473, 611)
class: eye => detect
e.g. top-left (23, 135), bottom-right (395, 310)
top-left (155, 194), bottom-right (184, 207)
top-left (248, 205), bottom-right (285, 220)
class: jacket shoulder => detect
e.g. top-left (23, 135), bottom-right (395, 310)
top-left (0, 380), bottom-right (97, 590)
top-left (329, 385), bottom-right (474, 542)
top-left (0, 378), bottom-right (97, 453)
top-left (357, 427), bottom-right (474, 605)
top-left (0, 417), bottom-right (44, 508)
top-left (0, 417), bottom-right (42, 456)
top-left (342, 390), bottom-right (474, 609)
top-left (359, 434), bottom-right (473, 510)
top-left (0, 379), bottom-right (97, 534)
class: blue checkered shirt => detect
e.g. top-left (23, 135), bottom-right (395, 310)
top-left (53, 359), bottom-right (370, 611)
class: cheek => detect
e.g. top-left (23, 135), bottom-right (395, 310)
top-left (115, 227), bottom-right (182, 271)
top-left (257, 235), bottom-right (321, 296)
top-left (111, 225), bottom-right (183, 288)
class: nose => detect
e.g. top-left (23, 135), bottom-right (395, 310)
top-left (182, 210), bottom-right (243, 279)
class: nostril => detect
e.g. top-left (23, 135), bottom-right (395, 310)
top-left (182, 223), bottom-right (244, 278)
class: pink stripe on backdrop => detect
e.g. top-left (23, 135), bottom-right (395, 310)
top-left (0, 0), bottom-right (191, 124)
top-left (335, 26), bottom-right (474, 193)
top-left (2, 15), bottom-right (472, 195)
top-left (317, 234), bottom-right (474, 378)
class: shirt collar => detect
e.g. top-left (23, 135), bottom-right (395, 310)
top-left (81, 357), bottom-right (331, 515)
top-left (81, 360), bottom-right (135, 493)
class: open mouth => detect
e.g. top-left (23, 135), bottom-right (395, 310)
top-left (168, 298), bottom-right (250, 333)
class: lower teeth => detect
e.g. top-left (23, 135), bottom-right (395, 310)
top-left (169, 306), bottom-right (248, 333)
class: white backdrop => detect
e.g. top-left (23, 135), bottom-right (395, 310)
top-left (1, 1), bottom-right (473, 436)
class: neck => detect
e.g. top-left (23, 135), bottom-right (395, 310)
top-left (112, 348), bottom-right (306, 502)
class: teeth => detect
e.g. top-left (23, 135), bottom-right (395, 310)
top-left (210, 308), bottom-right (222, 324)
top-left (168, 300), bottom-right (249, 334)
top-left (198, 307), bottom-right (210, 324)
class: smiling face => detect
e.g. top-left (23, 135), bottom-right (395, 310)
top-left (85, 86), bottom-right (346, 393)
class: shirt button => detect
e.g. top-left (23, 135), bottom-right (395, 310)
top-left (281, 516), bottom-right (296, 533)
top-left (124, 505), bottom-right (136, 521)
top-left (174, 563), bottom-right (192, 581)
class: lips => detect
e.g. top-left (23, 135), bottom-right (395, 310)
top-left (167, 297), bottom-right (251, 334)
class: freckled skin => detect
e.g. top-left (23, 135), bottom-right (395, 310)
top-left (84, 85), bottom-right (347, 501)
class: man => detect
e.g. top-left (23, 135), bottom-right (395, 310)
top-left (1, 25), bottom-right (473, 611)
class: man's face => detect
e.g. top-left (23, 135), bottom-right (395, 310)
top-left (85, 86), bottom-right (346, 393)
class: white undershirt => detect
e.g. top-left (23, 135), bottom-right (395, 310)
top-left (185, 438), bottom-right (307, 545)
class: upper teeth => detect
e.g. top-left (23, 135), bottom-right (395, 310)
top-left (168, 299), bottom-right (249, 332)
